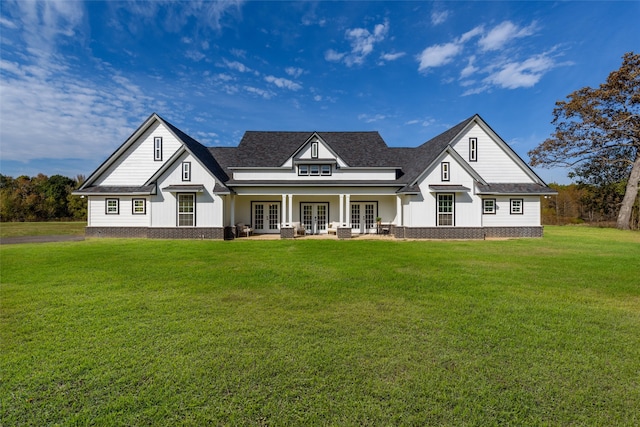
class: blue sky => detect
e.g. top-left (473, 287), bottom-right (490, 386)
top-left (1, 1), bottom-right (638, 184)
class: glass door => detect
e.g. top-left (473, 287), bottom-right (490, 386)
top-left (252, 202), bottom-right (280, 233)
top-left (301, 203), bottom-right (328, 234)
top-left (351, 202), bottom-right (377, 234)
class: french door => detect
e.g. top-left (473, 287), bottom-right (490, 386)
top-left (351, 202), bottom-right (376, 234)
top-left (301, 202), bottom-right (328, 234)
top-left (252, 202), bottom-right (280, 233)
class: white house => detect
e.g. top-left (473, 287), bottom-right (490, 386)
top-left (75, 113), bottom-right (556, 239)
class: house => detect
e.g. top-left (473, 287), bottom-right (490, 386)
top-left (75, 113), bottom-right (556, 239)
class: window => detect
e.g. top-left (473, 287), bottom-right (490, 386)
top-left (177, 194), bottom-right (195, 226)
top-left (469, 137), bottom-right (477, 162)
top-left (483, 199), bottom-right (496, 214)
top-left (311, 141), bottom-right (318, 158)
top-left (154, 137), bottom-right (163, 161)
top-left (437, 194), bottom-right (454, 226)
top-left (106, 198), bottom-right (119, 215)
top-left (182, 162), bottom-right (191, 181)
top-left (299, 163), bottom-right (331, 176)
top-left (441, 162), bottom-right (450, 181)
top-left (510, 198), bottom-right (523, 215)
top-left (133, 198), bottom-right (146, 215)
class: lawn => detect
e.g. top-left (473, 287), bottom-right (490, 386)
top-left (0, 221), bottom-right (86, 238)
top-left (1, 227), bottom-right (639, 425)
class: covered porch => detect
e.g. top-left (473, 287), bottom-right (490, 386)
top-left (224, 189), bottom-right (403, 239)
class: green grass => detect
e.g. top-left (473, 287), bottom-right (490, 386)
top-left (0, 221), bottom-right (86, 238)
top-left (1, 227), bottom-right (639, 425)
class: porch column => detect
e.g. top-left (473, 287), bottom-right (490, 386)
top-left (339, 194), bottom-right (344, 226)
top-left (288, 194), bottom-right (293, 225)
top-left (282, 194), bottom-right (287, 225)
top-left (396, 195), bottom-right (402, 226)
top-left (230, 194), bottom-right (235, 226)
top-left (345, 194), bottom-right (351, 227)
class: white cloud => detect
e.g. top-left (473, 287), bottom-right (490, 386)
top-left (185, 50), bottom-right (206, 62)
top-left (380, 52), bottom-right (406, 62)
top-left (479, 21), bottom-right (537, 52)
top-left (460, 55), bottom-right (478, 78)
top-left (431, 10), bottom-right (449, 26)
top-left (324, 49), bottom-right (345, 62)
top-left (285, 67), bottom-right (304, 78)
top-left (458, 25), bottom-right (484, 43)
top-left (313, 95), bottom-right (322, 102)
top-left (223, 59), bottom-right (252, 73)
top-left (230, 48), bottom-right (246, 58)
top-left (484, 54), bottom-right (555, 89)
top-left (417, 42), bottom-right (462, 71)
top-left (264, 75), bottom-right (302, 91)
top-left (358, 113), bottom-right (387, 123)
top-left (0, 16), bottom-right (18, 29)
top-left (244, 86), bottom-right (273, 99)
top-left (325, 20), bottom-right (390, 67)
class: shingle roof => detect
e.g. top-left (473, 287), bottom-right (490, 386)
top-left (73, 185), bottom-right (155, 195)
top-left (159, 115), bottom-right (229, 183)
top-left (230, 131), bottom-right (391, 168)
top-left (476, 183), bottom-right (558, 195)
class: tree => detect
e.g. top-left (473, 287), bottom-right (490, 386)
top-left (529, 52), bottom-right (640, 230)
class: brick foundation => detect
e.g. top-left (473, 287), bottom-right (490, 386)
top-left (337, 227), bottom-right (352, 239)
top-left (86, 227), bottom-right (225, 240)
top-left (280, 226), bottom-right (295, 239)
top-left (400, 226), bottom-right (543, 239)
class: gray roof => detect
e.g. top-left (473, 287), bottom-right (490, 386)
top-left (73, 185), bottom-right (155, 195)
top-left (79, 113), bottom-right (555, 197)
top-left (476, 183), bottom-right (558, 195)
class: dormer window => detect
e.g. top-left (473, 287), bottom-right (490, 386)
top-left (311, 141), bottom-right (318, 158)
top-left (154, 137), bottom-right (163, 161)
top-left (298, 163), bottom-right (332, 176)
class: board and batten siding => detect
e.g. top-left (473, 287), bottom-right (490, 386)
top-left (150, 152), bottom-right (224, 227)
top-left (482, 196), bottom-right (540, 226)
top-left (452, 124), bottom-right (532, 183)
top-left (88, 197), bottom-right (150, 227)
top-left (94, 122), bottom-right (183, 186)
top-left (409, 153), bottom-right (481, 227)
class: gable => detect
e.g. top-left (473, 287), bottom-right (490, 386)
top-left (93, 120), bottom-right (183, 187)
top-left (450, 119), bottom-right (542, 184)
top-left (285, 133), bottom-right (347, 168)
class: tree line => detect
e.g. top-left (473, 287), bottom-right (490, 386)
top-left (542, 182), bottom-right (639, 229)
top-left (0, 174), bottom-right (87, 222)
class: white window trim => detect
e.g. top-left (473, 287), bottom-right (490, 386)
top-left (483, 199), bottom-right (496, 215)
top-left (310, 165), bottom-right (320, 176)
top-left (298, 165), bottom-right (309, 176)
top-left (510, 198), bottom-right (523, 215)
top-left (320, 164), bottom-right (332, 176)
top-left (177, 193), bottom-right (196, 227)
top-left (132, 198), bottom-right (146, 215)
top-left (437, 193), bottom-right (454, 226)
top-left (106, 198), bottom-right (119, 215)
top-left (311, 141), bottom-right (318, 159)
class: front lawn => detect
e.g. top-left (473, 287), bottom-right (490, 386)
top-left (0, 221), bottom-right (86, 238)
top-left (1, 227), bottom-right (639, 425)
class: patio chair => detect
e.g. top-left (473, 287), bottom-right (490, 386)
top-left (236, 223), bottom-right (253, 237)
top-left (292, 222), bottom-right (306, 236)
